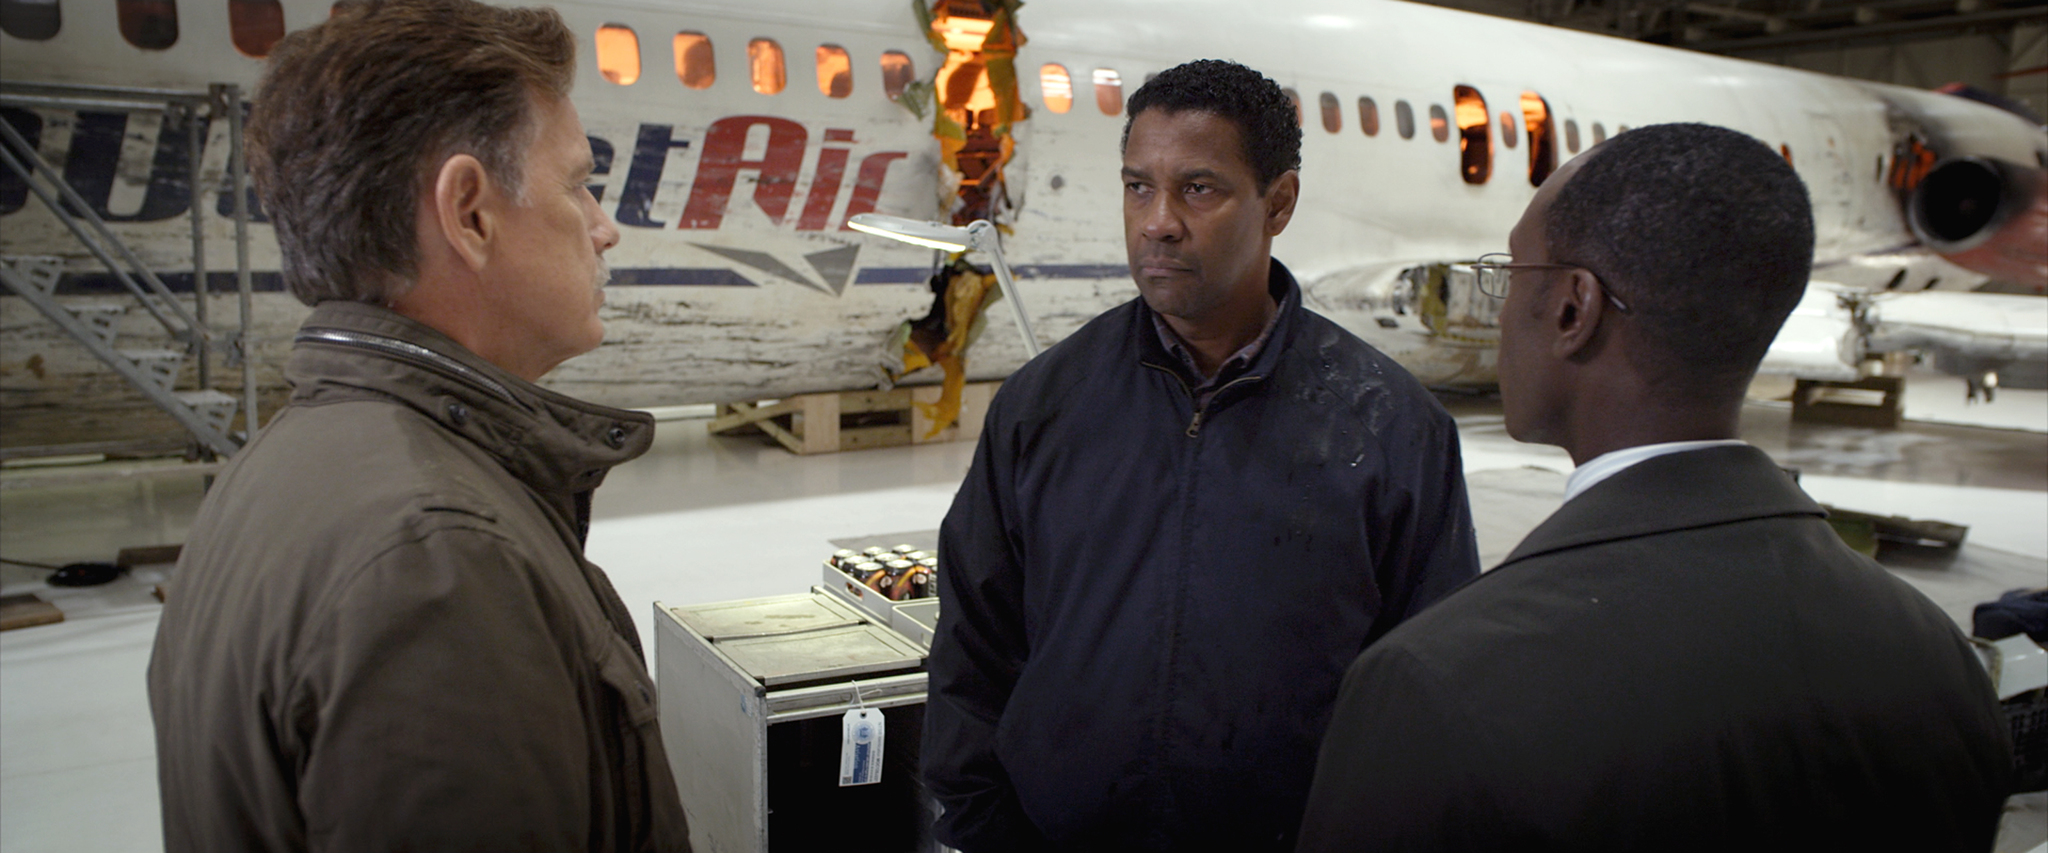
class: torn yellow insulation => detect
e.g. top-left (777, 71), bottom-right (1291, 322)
top-left (886, 258), bottom-right (1002, 436)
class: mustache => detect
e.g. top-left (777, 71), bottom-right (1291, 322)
top-left (592, 256), bottom-right (612, 290)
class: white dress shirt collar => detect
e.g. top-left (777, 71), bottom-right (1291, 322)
top-left (1562, 439), bottom-right (1750, 504)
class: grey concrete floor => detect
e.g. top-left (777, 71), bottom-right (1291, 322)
top-left (2, 372), bottom-right (2043, 852)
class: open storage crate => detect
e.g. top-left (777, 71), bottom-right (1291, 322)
top-left (655, 592), bottom-right (944, 852)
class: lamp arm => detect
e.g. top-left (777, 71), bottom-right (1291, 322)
top-left (967, 220), bottom-right (1042, 358)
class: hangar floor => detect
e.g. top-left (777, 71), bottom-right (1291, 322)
top-left (1, 366), bottom-right (2043, 852)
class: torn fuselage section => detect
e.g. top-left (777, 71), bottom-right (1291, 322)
top-left (923, 0), bottom-right (1027, 227)
top-left (878, 0), bottom-right (1030, 433)
top-left (1305, 262), bottom-right (1502, 388)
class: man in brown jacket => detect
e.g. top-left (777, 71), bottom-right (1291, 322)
top-left (146, 1), bottom-right (692, 850)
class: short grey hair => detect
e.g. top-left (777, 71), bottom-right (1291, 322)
top-left (246, 0), bottom-right (576, 305)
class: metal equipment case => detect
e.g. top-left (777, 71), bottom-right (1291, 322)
top-left (655, 592), bottom-right (940, 852)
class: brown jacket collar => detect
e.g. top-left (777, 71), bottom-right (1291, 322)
top-left (285, 300), bottom-right (654, 498)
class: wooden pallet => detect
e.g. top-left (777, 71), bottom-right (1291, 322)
top-left (1792, 375), bottom-right (1903, 428)
top-left (709, 381), bottom-right (1000, 455)
top-left (0, 594), bottom-right (63, 631)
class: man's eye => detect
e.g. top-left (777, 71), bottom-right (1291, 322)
top-left (1184, 184), bottom-right (1211, 195)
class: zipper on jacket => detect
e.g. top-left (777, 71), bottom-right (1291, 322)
top-left (297, 327), bottom-right (520, 406)
top-left (1184, 374), bottom-right (1264, 438)
top-left (1141, 362), bottom-right (1203, 436)
top-left (1142, 362), bottom-right (1265, 438)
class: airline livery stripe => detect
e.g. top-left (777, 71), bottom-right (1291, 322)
top-left (854, 265), bottom-right (1129, 284)
top-left (1015, 264), bottom-right (1129, 279)
top-left (609, 268), bottom-right (755, 287)
top-left (43, 265), bottom-right (1134, 295)
top-left (49, 272), bottom-right (291, 295)
top-left (853, 267), bottom-right (929, 284)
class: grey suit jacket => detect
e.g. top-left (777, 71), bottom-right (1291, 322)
top-left (1297, 444), bottom-right (2013, 853)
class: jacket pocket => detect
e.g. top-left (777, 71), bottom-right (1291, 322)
top-left (596, 639), bottom-right (658, 727)
top-left (593, 637), bottom-right (689, 851)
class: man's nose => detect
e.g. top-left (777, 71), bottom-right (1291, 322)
top-left (1139, 196), bottom-right (1185, 243)
top-left (590, 196), bottom-right (621, 252)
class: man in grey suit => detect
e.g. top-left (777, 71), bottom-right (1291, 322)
top-left (1296, 123), bottom-right (2013, 851)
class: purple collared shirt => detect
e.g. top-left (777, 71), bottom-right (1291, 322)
top-left (1151, 285), bottom-right (1293, 409)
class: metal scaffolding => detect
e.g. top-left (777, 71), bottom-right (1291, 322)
top-left (0, 80), bottom-right (258, 460)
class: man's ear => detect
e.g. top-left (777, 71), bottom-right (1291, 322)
top-left (1551, 268), bottom-right (1610, 360)
top-left (1263, 169), bottom-right (1300, 236)
top-left (429, 154), bottom-right (493, 273)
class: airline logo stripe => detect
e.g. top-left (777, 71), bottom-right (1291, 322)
top-left (40, 265), bottom-right (1135, 295)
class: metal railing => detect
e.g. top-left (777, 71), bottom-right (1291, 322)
top-left (0, 80), bottom-right (258, 459)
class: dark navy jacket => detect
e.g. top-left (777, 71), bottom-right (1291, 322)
top-left (923, 260), bottom-right (1481, 852)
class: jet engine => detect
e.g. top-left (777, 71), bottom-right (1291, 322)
top-left (1908, 156), bottom-right (2048, 291)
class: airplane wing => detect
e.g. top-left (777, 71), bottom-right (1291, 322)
top-left (1758, 282), bottom-right (1864, 381)
top-left (1865, 290), bottom-right (2048, 384)
top-left (1760, 282), bottom-right (2048, 388)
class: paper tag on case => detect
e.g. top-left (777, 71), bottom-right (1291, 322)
top-left (839, 708), bottom-right (885, 786)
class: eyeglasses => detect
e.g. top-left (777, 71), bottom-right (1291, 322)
top-left (1469, 253), bottom-right (1630, 313)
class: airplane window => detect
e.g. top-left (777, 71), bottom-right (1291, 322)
top-left (1395, 100), bottom-right (1415, 140)
top-left (595, 25), bottom-right (639, 86)
top-left (881, 50), bottom-right (915, 99)
top-left (228, 0), bottom-right (282, 57)
top-left (1564, 118), bottom-right (1581, 154)
top-left (1283, 88), bottom-right (1303, 127)
top-left (1428, 104), bottom-right (1449, 143)
top-left (1498, 112), bottom-right (1517, 149)
top-left (1521, 91), bottom-right (1556, 186)
top-left (1453, 85), bottom-right (1488, 184)
top-left (1094, 68), bottom-right (1122, 116)
top-left (675, 32), bottom-right (714, 89)
top-left (817, 44), bottom-right (851, 98)
top-left (1358, 97), bottom-right (1379, 137)
top-left (1, 0), bottom-right (61, 40)
top-left (117, 0), bottom-right (178, 50)
top-left (750, 38), bottom-right (786, 95)
top-left (1040, 64), bottom-right (1072, 113)
top-left (1319, 92), bottom-right (1341, 134)
top-left (1591, 122), bottom-right (1607, 144)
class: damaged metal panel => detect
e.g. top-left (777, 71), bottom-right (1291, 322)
top-left (870, 0), bottom-right (1036, 434)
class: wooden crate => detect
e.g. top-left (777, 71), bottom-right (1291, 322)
top-left (709, 381), bottom-right (1000, 455)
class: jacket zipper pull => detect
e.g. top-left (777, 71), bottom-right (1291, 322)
top-left (1186, 409), bottom-right (1203, 437)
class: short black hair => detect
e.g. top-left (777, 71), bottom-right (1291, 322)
top-left (1122, 59), bottom-right (1301, 192)
top-left (1548, 123), bottom-right (1814, 393)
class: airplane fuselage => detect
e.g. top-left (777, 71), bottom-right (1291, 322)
top-left (2, 0), bottom-right (2043, 443)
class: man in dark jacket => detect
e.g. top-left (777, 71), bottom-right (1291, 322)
top-left (146, 2), bottom-right (691, 850)
top-left (1297, 123), bottom-right (2013, 851)
top-left (922, 60), bottom-right (1481, 852)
